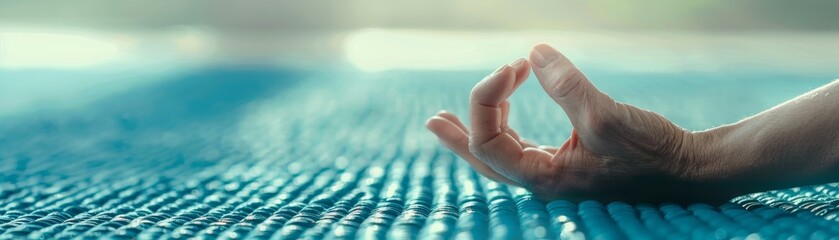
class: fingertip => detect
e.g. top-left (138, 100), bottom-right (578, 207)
top-left (513, 58), bottom-right (530, 74)
top-left (425, 116), bottom-right (447, 132)
top-left (497, 65), bottom-right (513, 78)
top-left (426, 116), bottom-right (466, 142)
top-left (472, 65), bottom-right (515, 106)
top-left (533, 42), bottom-right (554, 50)
top-left (436, 111), bottom-right (468, 133)
top-left (436, 110), bottom-right (454, 118)
top-left (510, 58), bottom-right (531, 89)
top-left (510, 57), bottom-right (527, 68)
top-left (436, 111), bottom-right (458, 122)
top-left (530, 43), bottom-right (559, 68)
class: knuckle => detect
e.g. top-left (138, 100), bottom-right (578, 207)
top-left (549, 69), bottom-right (585, 100)
top-left (468, 141), bottom-right (487, 159)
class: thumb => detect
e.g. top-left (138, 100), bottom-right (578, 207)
top-left (529, 43), bottom-right (612, 130)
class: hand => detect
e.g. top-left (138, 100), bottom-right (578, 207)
top-left (426, 44), bottom-right (725, 203)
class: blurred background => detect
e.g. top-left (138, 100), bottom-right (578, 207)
top-left (2, 0), bottom-right (839, 117)
top-left (0, 0), bottom-right (839, 131)
top-left (2, 0), bottom-right (839, 140)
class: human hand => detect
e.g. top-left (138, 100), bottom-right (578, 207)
top-left (426, 44), bottom-right (724, 203)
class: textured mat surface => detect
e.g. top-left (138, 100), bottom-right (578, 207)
top-left (1, 67), bottom-right (838, 239)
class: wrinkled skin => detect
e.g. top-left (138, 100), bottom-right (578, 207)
top-left (426, 44), bottom-right (730, 203)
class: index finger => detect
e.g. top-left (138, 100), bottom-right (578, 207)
top-left (469, 65), bottom-right (515, 145)
top-left (469, 63), bottom-right (551, 182)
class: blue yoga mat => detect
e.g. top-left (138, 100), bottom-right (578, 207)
top-left (1, 66), bottom-right (837, 239)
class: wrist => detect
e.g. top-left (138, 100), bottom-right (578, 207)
top-left (676, 123), bottom-right (756, 198)
top-left (660, 124), bottom-right (720, 182)
top-left (681, 127), bottom-right (726, 181)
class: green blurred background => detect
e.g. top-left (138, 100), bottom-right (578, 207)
top-left (3, 0), bottom-right (839, 30)
top-left (1, 0), bottom-right (838, 117)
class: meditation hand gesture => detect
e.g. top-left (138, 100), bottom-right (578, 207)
top-left (427, 44), bottom-right (703, 202)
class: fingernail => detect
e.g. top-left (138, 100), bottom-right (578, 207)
top-left (492, 65), bottom-right (508, 74)
top-left (485, 65), bottom-right (509, 80)
top-left (510, 58), bottom-right (526, 68)
top-left (531, 44), bottom-right (558, 68)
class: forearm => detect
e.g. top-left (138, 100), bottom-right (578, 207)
top-left (690, 79), bottom-right (839, 194)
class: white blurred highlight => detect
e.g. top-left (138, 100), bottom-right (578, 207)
top-left (344, 29), bottom-right (530, 72)
top-left (343, 29), bottom-right (839, 74)
top-left (1, 27), bottom-right (837, 75)
top-left (0, 27), bottom-right (217, 69)
top-left (0, 30), bottom-right (121, 69)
